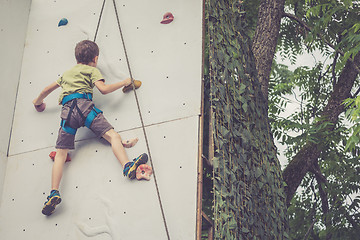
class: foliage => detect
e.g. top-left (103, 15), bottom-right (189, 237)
top-left (345, 96), bottom-right (360, 151)
top-left (280, 0), bottom-right (360, 66)
top-left (270, 62), bottom-right (334, 157)
top-left (270, 0), bottom-right (360, 238)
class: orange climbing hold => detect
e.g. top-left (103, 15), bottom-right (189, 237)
top-left (49, 151), bottom-right (71, 162)
top-left (136, 164), bottom-right (153, 181)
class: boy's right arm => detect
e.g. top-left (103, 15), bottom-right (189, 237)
top-left (33, 81), bottom-right (60, 106)
top-left (94, 78), bottom-right (132, 95)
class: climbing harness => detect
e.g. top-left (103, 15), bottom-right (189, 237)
top-left (93, 1), bottom-right (171, 239)
top-left (60, 92), bottom-right (102, 135)
top-left (61, 92), bottom-right (92, 105)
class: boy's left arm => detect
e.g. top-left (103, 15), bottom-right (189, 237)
top-left (33, 81), bottom-right (60, 106)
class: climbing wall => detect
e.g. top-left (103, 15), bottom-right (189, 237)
top-left (0, 0), bottom-right (203, 239)
top-left (0, 0), bottom-right (32, 207)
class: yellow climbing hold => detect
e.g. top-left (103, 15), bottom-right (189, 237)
top-left (122, 80), bottom-right (142, 93)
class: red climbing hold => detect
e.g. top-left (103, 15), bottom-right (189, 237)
top-left (160, 12), bottom-right (174, 24)
top-left (49, 151), bottom-right (71, 162)
top-left (136, 164), bottom-right (153, 181)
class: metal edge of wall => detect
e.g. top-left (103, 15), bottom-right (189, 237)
top-left (196, 0), bottom-right (206, 239)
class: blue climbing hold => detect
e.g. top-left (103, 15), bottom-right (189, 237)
top-left (58, 18), bottom-right (68, 27)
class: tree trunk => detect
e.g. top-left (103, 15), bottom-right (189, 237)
top-left (207, 0), bottom-right (288, 238)
top-left (252, 0), bottom-right (285, 103)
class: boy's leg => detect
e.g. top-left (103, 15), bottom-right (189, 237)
top-left (52, 148), bottom-right (69, 190)
top-left (102, 129), bottom-right (148, 179)
top-left (102, 129), bottom-right (129, 167)
top-left (42, 148), bottom-right (68, 216)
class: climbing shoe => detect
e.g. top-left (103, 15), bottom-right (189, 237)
top-left (123, 153), bottom-right (148, 179)
top-left (42, 190), bottom-right (62, 216)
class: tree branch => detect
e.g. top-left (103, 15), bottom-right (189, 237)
top-left (283, 52), bottom-right (360, 206)
top-left (303, 217), bottom-right (318, 240)
top-left (311, 162), bottom-right (332, 240)
top-left (309, 162), bottom-right (327, 184)
top-left (332, 52), bottom-right (339, 88)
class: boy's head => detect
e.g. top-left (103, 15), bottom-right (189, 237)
top-left (75, 40), bottom-right (99, 65)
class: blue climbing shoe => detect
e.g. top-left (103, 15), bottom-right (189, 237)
top-left (42, 190), bottom-right (62, 216)
top-left (123, 153), bottom-right (148, 179)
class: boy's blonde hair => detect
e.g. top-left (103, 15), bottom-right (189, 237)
top-left (75, 40), bottom-right (99, 64)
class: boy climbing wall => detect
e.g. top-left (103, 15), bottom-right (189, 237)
top-left (33, 40), bottom-right (148, 216)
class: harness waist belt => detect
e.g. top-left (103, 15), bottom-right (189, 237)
top-left (61, 92), bottom-right (92, 105)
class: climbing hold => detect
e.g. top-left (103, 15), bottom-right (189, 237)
top-left (160, 12), bottom-right (174, 24)
top-left (34, 102), bottom-right (46, 112)
top-left (122, 138), bottom-right (139, 148)
top-left (58, 18), bottom-right (68, 27)
top-left (136, 164), bottom-right (153, 181)
top-left (122, 80), bottom-right (142, 93)
top-left (49, 151), bottom-right (71, 162)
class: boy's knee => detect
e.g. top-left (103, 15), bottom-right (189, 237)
top-left (54, 148), bottom-right (69, 163)
top-left (104, 129), bottom-right (121, 142)
top-left (56, 148), bottom-right (69, 155)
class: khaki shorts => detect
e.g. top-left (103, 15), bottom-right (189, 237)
top-left (56, 98), bottom-right (113, 149)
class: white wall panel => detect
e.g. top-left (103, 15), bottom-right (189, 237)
top-left (0, 117), bottom-right (198, 239)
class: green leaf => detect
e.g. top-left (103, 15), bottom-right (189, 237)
top-left (229, 218), bottom-right (237, 229)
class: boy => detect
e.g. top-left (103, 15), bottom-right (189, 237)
top-left (33, 40), bottom-right (148, 216)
